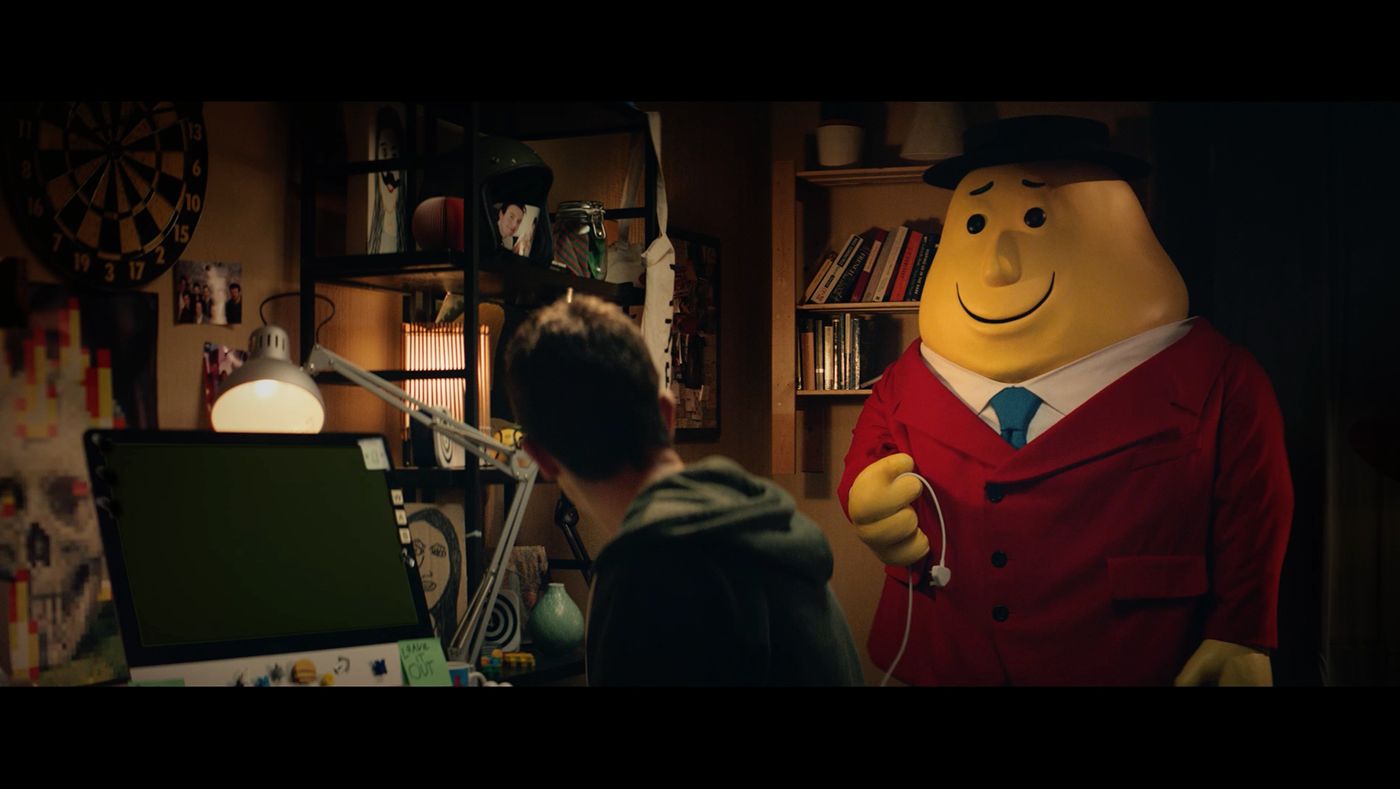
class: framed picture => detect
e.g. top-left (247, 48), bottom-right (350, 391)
top-left (403, 503), bottom-right (467, 652)
top-left (668, 230), bottom-right (719, 442)
top-left (493, 200), bottom-right (542, 259)
top-left (368, 104), bottom-right (408, 255)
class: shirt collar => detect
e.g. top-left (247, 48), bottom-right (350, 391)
top-left (920, 318), bottom-right (1196, 416)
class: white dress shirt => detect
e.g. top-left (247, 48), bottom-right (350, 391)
top-left (920, 318), bottom-right (1196, 444)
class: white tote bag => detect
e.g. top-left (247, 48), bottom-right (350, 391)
top-left (639, 112), bottom-right (676, 390)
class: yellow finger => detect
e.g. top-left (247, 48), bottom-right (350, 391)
top-left (854, 507), bottom-right (919, 549)
top-left (851, 470), bottom-right (923, 524)
top-left (1173, 650), bottom-right (1211, 687)
top-left (880, 529), bottom-right (930, 567)
top-left (866, 452), bottom-right (915, 480)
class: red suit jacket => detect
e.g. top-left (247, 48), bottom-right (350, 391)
top-left (837, 320), bottom-right (1293, 685)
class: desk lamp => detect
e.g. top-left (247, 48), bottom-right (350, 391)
top-left (212, 323), bottom-right (537, 667)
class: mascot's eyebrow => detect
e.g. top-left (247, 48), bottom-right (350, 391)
top-left (969, 181), bottom-right (994, 195)
top-left (1022, 179), bottom-right (1046, 188)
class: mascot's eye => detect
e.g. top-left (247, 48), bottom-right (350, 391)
top-left (967, 214), bottom-right (986, 234)
top-left (1024, 207), bottom-right (1046, 228)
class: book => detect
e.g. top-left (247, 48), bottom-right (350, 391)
top-left (802, 249), bottom-right (839, 304)
top-left (811, 234), bottom-right (862, 304)
top-left (848, 229), bottom-right (887, 302)
top-left (867, 225), bottom-right (909, 302)
top-left (845, 312), bottom-right (855, 390)
top-left (905, 234), bottom-right (939, 301)
top-left (859, 226), bottom-right (893, 302)
top-left (800, 320), bottom-right (816, 391)
top-left (829, 232), bottom-right (878, 304)
top-left (852, 316), bottom-right (863, 390)
top-left (823, 320), bottom-right (835, 389)
top-left (834, 313), bottom-right (845, 388)
top-left (888, 229), bottom-right (924, 303)
top-left (813, 318), bottom-right (825, 389)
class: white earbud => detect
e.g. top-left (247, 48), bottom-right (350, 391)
top-left (883, 470), bottom-right (950, 686)
top-left (895, 471), bottom-right (949, 588)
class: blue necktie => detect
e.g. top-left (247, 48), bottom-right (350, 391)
top-left (989, 387), bottom-right (1042, 449)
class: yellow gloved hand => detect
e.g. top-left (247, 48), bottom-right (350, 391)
top-left (1174, 639), bottom-right (1273, 686)
top-left (848, 453), bottom-right (929, 567)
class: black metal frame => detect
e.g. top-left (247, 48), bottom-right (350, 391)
top-left (296, 102), bottom-right (657, 609)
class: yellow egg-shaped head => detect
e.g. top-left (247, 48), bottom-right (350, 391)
top-left (919, 160), bottom-right (1188, 382)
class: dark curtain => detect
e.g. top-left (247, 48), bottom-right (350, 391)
top-left (1151, 102), bottom-right (1400, 685)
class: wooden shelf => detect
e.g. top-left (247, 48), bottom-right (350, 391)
top-left (491, 648), bottom-right (585, 686)
top-left (304, 249), bottom-right (643, 306)
top-left (773, 157), bottom-right (947, 474)
top-left (798, 301), bottom-right (919, 314)
top-left (796, 165), bottom-right (934, 187)
top-left (386, 467), bottom-right (512, 488)
top-left (797, 389), bottom-right (872, 397)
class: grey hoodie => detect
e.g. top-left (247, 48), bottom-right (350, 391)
top-left (585, 457), bottom-right (863, 686)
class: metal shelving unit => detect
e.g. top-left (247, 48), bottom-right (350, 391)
top-left (297, 101), bottom-right (654, 621)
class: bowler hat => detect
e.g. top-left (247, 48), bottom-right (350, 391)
top-left (923, 115), bottom-right (1150, 189)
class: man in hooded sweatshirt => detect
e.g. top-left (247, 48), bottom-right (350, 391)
top-left (504, 294), bottom-right (863, 686)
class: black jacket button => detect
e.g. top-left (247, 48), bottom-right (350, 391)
top-left (985, 483), bottom-right (1005, 503)
top-left (993, 605), bottom-right (1009, 622)
top-left (992, 551), bottom-right (1008, 568)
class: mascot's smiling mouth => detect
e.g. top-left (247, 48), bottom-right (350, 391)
top-left (957, 273), bottom-right (1056, 324)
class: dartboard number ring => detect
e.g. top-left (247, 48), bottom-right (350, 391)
top-left (8, 101), bottom-right (209, 290)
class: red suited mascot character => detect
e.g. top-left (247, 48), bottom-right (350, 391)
top-left (837, 115), bottom-right (1292, 686)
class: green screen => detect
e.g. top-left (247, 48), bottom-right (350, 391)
top-left (107, 442), bottom-right (421, 647)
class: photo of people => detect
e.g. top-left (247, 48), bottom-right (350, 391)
top-left (495, 200), bottom-right (540, 258)
top-left (174, 260), bottom-right (242, 325)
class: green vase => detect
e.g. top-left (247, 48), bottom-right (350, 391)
top-left (527, 583), bottom-right (584, 656)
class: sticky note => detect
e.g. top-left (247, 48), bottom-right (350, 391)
top-left (128, 678), bottom-right (185, 687)
top-left (398, 638), bottom-right (452, 686)
top-left (359, 437), bottom-right (390, 470)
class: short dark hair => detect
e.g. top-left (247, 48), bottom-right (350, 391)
top-left (505, 295), bottom-right (669, 481)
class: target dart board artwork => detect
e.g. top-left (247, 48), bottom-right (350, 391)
top-left (5, 102), bottom-right (209, 290)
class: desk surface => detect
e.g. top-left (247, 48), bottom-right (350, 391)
top-left (495, 648), bottom-right (585, 686)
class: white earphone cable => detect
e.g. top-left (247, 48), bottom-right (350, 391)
top-left (881, 471), bottom-right (947, 687)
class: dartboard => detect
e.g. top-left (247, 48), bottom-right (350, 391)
top-left (5, 101), bottom-right (208, 290)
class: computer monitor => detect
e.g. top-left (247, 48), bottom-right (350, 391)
top-left (84, 430), bottom-right (435, 686)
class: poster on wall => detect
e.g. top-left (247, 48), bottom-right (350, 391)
top-left (404, 503), bottom-right (467, 651)
top-left (174, 260), bottom-right (243, 325)
top-left (368, 105), bottom-right (408, 255)
top-left (0, 282), bottom-right (158, 685)
top-left (668, 230), bottom-right (719, 442)
top-left (201, 343), bottom-right (248, 428)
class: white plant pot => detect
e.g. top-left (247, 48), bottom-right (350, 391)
top-left (817, 123), bottom-right (864, 167)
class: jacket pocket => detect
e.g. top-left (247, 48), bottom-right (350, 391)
top-left (1107, 555), bottom-right (1208, 601)
top-left (1127, 434), bottom-right (1199, 471)
top-left (885, 563), bottom-right (921, 587)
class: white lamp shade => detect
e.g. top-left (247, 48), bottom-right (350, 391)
top-left (211, 325), bottom-right (326, 433)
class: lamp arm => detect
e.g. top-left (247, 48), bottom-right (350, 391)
top-left (305, 345), bottom-right (520, 478)
top-left (305, 343), bottom-right (545, 667)
top-left (449, 460), bottom-right (537, 664)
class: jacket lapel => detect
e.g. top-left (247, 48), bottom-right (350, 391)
top-left (887, 343), bottom-right (1015, 468)
top-left (992, 319), bottom-right (1233, 485)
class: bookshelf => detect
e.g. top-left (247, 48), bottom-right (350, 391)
top-left (798, 302), bottom-right (919, 314)
top-left (771, 160), bottom-right (952, 474)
